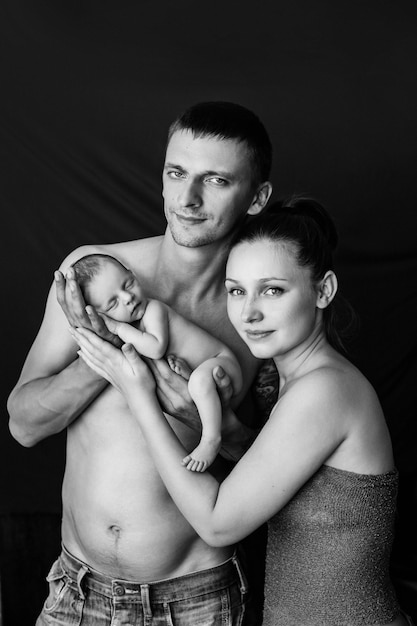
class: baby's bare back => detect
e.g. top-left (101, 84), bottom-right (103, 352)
top-left (164, 305), bottom-right (232, 370)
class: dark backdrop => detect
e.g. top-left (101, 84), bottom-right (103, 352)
top-left (1, 1), bottom-right (416, 624)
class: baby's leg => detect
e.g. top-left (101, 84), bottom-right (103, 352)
top-left (182, 358), bottom-right (228, 472)
top-left (167, 354), bottom-right (192, 381)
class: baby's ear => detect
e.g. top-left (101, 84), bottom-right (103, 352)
top-left (316, 271), bottom-right (338, 309)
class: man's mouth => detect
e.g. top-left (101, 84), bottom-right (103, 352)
top-left (174, 213), bottom-right (205, 225)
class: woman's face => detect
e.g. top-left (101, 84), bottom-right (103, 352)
top-left (225, 239), bottom-right (321, 360)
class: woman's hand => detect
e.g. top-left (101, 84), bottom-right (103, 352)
top-left (71, 327), bottom-right (155, 396)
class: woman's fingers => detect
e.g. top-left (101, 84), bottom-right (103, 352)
top-left (73, 328), bottom-right (155, 395)
top-left (73, 326), bottom-right (112, 352)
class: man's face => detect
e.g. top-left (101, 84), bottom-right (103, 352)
top-left (162, 130), bottom-right (258, 248)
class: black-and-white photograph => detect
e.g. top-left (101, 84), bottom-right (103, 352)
top-left (1, 1), bottom-right (416, 624)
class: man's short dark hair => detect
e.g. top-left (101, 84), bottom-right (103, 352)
top-left (168, 101), bottom-right (272, 187)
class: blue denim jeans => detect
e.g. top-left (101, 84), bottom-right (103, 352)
top-left (36, 545), bottom-right (248, 625)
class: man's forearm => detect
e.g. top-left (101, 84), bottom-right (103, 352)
top-left (8, 358), bottom-right (107, 447)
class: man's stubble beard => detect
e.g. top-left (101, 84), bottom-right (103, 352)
top-left (167, 213), bottom-right (246, 250)
top-left (168, 218), bottom-right (221, 249)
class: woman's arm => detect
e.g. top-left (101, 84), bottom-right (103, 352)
top-left (73, 327), bottom-right (348, 547)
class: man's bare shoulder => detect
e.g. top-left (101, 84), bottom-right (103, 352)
top-left (60, 235), bottom-right (164, 278)
top-left (107, 236), bottom-right (164, 279)
top-left (107, 235), bottom-right (164, 258)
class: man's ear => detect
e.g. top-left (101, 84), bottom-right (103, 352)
top-left (247, 181), bottom-right (273, 215)
top-left (316, 271), bottom-right (338, 309)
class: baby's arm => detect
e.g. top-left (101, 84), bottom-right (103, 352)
top-left (103, 300), bottom-right (169, 359)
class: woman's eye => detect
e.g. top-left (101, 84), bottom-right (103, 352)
top-left (228, 288), bottom-right (244, 296)
top-left (265, 287), bottom-right (283, 296)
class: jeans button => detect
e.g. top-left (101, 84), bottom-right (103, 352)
top-left (114, 583), bottom-right (124, 596)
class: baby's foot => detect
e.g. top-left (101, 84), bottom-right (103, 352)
top-left (167, 354), bottom-right (192, 381)
top-left (182, 436), bottom-right (222, 472)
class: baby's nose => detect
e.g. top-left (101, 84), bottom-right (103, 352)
top-left (122, 291), bottom-right (134, 305)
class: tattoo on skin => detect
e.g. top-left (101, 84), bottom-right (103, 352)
top-left (253, 359), bottom-right (279, 426)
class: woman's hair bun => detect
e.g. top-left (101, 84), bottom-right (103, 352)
top-left (268, 195), bottom-right (339, 252)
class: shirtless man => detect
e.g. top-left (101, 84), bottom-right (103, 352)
top-left (7, 101), bottom-right (274, 625)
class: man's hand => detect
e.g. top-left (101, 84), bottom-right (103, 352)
top-left (212, 365), bottom-right (234, 408)
top-left (147, 357), bottom-right (234, 430)
top-left (139, 354), bottom-right (250, 462)
top-left (146, 357), bottom-right (197, 426)
top-left (55, 269), bottom-right (122, 347)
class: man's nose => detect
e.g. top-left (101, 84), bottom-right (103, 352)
top-left (178, 179), bottom-right (202, 208)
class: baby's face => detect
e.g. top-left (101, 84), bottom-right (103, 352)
top-left (86, 262), bottom-right (148, 323)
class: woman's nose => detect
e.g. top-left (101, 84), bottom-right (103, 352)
top-left (241, 298), bottom-right (262, 323)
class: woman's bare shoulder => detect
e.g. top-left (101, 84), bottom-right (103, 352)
top-left (281, 357), bottom-right (378, 420)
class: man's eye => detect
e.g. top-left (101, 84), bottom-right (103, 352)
top-left (207, 177), bottom-right (227, 186)
top-left (167, 170), bottom-right (185, 179)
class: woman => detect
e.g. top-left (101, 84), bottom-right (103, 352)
top-left (74, 198), bottom-right (412, 625)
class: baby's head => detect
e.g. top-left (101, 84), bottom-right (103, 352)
top-left (71, 254), bottom-right (147, 323)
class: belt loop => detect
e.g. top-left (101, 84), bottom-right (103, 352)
top-left (232, 554), bottom-right (248, 594)
top-left (140, 584), bottom-right (153, 619)
top-left (76, 564), bottom-right (90, 600)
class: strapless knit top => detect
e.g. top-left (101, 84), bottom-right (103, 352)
top-left (263, 465), bottom-right (400, 625)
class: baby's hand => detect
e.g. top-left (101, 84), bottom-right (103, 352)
top-left (99, 314), bottom-right (122, 336)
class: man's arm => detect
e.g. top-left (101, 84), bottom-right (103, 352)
top-left (8, 355), bottom-right (107, 447)
top-left (251, 359), bottom-right (279, 428)
top-left (7, 255), bottom-right (115, 447)
top-left (219, 359), bottom-right (279, 461)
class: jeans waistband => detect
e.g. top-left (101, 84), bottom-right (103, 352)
top-left (60, 545), bottom-right (248, 602)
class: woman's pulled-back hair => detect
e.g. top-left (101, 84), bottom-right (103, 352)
top-left (231, 196), bottom-right (357, 353)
